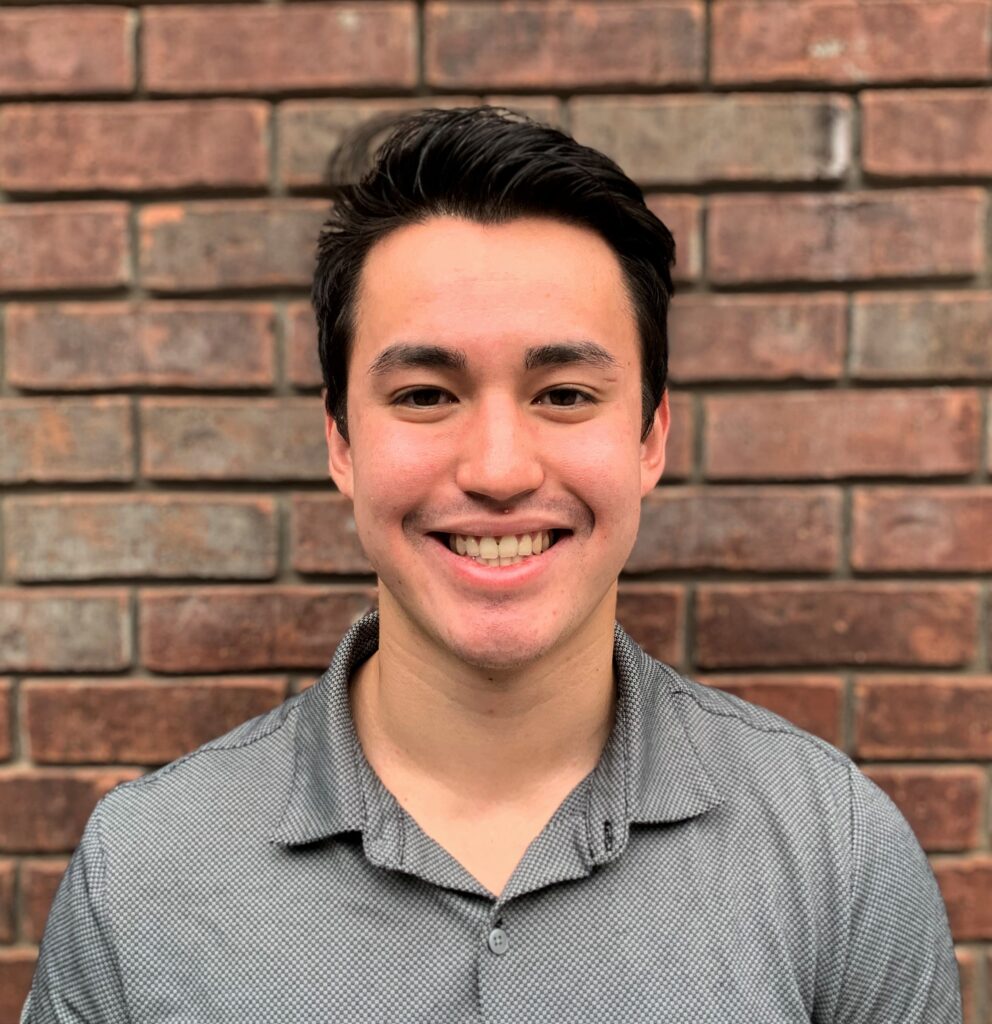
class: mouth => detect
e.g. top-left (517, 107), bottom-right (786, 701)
top-left (429, 529), bottom-right (569, 568)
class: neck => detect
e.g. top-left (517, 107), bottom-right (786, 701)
top-left (349, 593), bottom-right (618, 812)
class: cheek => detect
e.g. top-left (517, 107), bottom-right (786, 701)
top-left (351, 424), bottom-right (449, 522)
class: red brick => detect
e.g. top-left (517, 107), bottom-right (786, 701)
top-left (0, 202), bottom-right (129, 293)
top-left (139, 200), bottom-right (325, 292)
top-left (855, 676), bottom-right (992, 759)
top-left (695, 583), bottom-right (978, 669)
top-left (712, 1), bottom-right (991, 85)
top-left (0, 7), bottom-right (132, 96)
top-left (290, 493), bottom-right (372, 574)
top-left (934, 857), bottom-right (992, 941)
top-left (863, 88), bottom-right (992, 178)
top-left (0, 589), bottom-right (131, 673)
top-left (572, 94), bottom-right (850, 184)
top-left (956, 948), bottom-right (977, 1024)
top-left (852, 487), bottom-right (992, 573)
top-left (664, 393), bottom-right (693, 481)
top-left (0, 397), bottom-right (133, 484)
top-left (145, 3), bottom-right (416, 94)
top-left (0, 949), bottom-right (36, 1024)
top-left (21, 859), bottom-right (68, 945)
top-left (24, 678), bottom-right (288, 764)
top-left (629, 486), bottom-right (839, 573)
top-left (708, 189), bottom-right (985, 285)
top-left (0, 101), bottom-right (268, 193)
top-left (287, 301), bottom-right (322, 388)
top-left (141, 397), bottom-right (327, 481)
top-left (279, 96), bottom-right (482, 190)
top-left (6, 301), bottom-right (276, 391)
top-left (140, 587), bottom-right (377, 672)
top-left (0, 859), bottom-right (13, 944)
top-left (851, 291), bottom-right (992, 380)
top-left (0, 768), bottom-right (141, 853)
top-left (0, 680), bottom-right (10, 762)
top-left (705, 390), bottom-right (980, 480)
top-left (615, 584), bottom-right (684, 667)
top-left (6, 495), bottom-right (278, 581)
top-left (862, 766), bottom-right (983, 851)
top-left (644, 195), bottom-right (701, 284)
top-left (699, 675), bottom-right (844, 747)
top-left (669, 294), bottom-right (846, 383)
top-left (426, 1), bottom-right (704, 89)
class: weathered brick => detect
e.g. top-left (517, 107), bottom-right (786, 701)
top-left (0, 397), bottom-right (133, 483)
top-left (956, 948), bottom-right (977, 1024)
top-left (664, 393), bottom-right (693, 481)
top-left (287, 301), bottom-right (322, 388)
top-left (6, 302), bottom-right (276, 391)
top-left (0, 680), bottom-right (10, 762)
top-left (852, 488), bottom-right (992, 573)
top-left (0, 859), bottom-right (13, 944)
top-left (629, 487), bottom-right (839, 573)
top-left (699, 675), bottom-right (844, 747)
top-left (426, 0), bottom-right (704, 89)
top-left (855, 676), bottom-right (992, 759)
top-left (712, 1), bottom-right (991, 85)
top-left (863, 88), bottom-right (992, 177)
top-left (862, 766), bottom-right (983, 851)
top-left (0, 202), bottom-right (129, 293)
top-left (0, 589), bottom-right (131, 673)
top-left (0, 101), bottom-right (268, 192)
top-left (140, 587), bottom-right (377, 672)
top-left (0, 768), bottom-right (140, 853)
top-left (280, 96), bottom-right (481, 190)
top-left (6, 495), bottom-right (278, 581)
top-left (139, 200), bottom-right (325, 292)
top-left (695, 583), bottom-right (978, 669)
top-left (851, 291), bottom-right (992, 380)
top-left (141, 397), bottom-right (327, 480)
top-left (21, 859), bottom-right (68, 945)
top-left (615, 584), bottom-right (684, 667)
top-left (934, 858), bottom-right (992, 941)
top-left (145, 3), bottom-right (416, 94)
top-left (0, 7), bottom-right (133, 96)
top-left (644, 195), bottom-right (701, 284)
top-left (708, 190), bottom-right (986, 284)
top-left (669, 294), bottom-right (846, 383)
top-left (24, 677), bottom-right (288, 764)
top-left (571, 94), bottom-right (850, 185)
top-left (705, 390), bottom-right (980, 480)
top-left (290, 493), bottom-right (373, 574)
top-left (0, 949), bottom-right (36, 1024)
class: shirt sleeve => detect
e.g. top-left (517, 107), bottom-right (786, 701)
top-left (832, 764), bottom-right (963, 1024)
top-left (20, 798), bottom-right (131, 1024)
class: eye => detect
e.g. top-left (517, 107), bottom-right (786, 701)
top-left (393, 387), bottom-right (456, 408)
top-left (536, 388), bottom-right (596, 407)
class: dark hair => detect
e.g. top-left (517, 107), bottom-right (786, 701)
top-left (311, 105), bottom-right (675, 442)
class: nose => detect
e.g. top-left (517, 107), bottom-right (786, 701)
top-left (454, 393), bottom-right (545, 503)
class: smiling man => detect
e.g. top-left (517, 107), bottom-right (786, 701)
top-left (23, 107), bottom-right (961, 1023)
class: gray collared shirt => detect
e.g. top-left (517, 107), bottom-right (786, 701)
top-left (22, 611), bottom-right (961, 1023)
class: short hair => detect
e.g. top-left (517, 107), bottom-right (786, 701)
top-left (312, 105), bottom-right (675, 442)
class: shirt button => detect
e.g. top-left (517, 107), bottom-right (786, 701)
top-left (488, 927), bottom-right (509, 955)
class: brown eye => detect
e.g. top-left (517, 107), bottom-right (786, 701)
top-left (539, 388), bottom-right (594, 407)
top-left (395, 388), bottom-right (453, 407)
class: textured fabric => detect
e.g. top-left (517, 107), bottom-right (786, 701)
top-left (22, 610), bottom-right (961, 1023)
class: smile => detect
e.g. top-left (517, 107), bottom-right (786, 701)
top-left (435, 530), bottom-right (565, 567)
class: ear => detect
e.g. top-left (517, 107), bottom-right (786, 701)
top-left (639, 390), bottom-right (670, 497)
top-left (324, 401), bottom-right (354, 499)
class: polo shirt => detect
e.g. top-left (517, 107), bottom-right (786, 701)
top-left (22, 610), bottom-right (961, 1023)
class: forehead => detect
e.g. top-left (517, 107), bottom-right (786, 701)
top-left (351, 215), bottom-right (639, 365)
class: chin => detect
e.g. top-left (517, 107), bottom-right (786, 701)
top-left (431, 614), bottom-right (565, 672)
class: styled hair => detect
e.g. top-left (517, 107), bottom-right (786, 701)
top-left (311, 105), bottom-right (675, 442)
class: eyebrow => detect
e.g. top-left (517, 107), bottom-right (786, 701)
top-left (367, 341), bottom-right (619, 376)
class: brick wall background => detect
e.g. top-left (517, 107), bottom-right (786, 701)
top-left (1, 0), bottom-right (991, 1019)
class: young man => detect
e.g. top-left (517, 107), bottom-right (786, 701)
top-left (23, 107), bottom-right (961, 1023)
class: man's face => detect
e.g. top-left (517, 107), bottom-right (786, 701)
top-left (326, 215), bottom-right (668, 671)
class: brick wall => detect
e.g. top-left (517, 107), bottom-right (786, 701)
top-left (1, 0), bottom-right (990, 1019)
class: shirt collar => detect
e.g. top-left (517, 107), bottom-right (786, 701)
top-left (269, 610), bottom-right (724, 849)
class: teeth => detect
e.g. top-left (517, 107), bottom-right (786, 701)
top-left (446, 530), bottom-right (560, 566)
